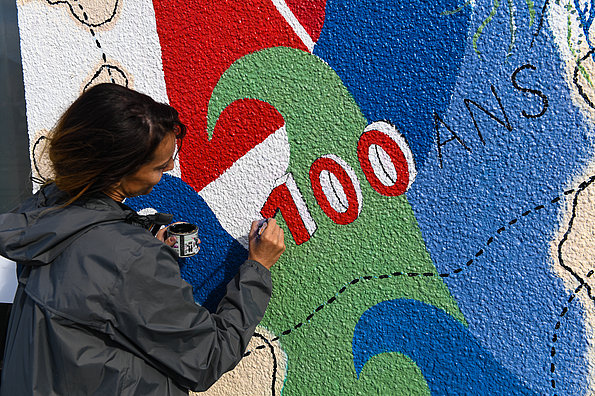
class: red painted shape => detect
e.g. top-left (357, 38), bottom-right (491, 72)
top-left (152, 0), bottom-right (307, 192)
top-left (261, 179), bottom-right (313, 245)
top-left (192, 99), bottom-right (285, 182)
top-left (309, 157), bottom-right (360, 225)
top-left (357, 129), bottom-right (410, 197)
top-left (284, 0), bottom-right (327, 42)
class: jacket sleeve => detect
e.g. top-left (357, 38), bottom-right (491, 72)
top-left (108, 241), bottom-right (272, 392)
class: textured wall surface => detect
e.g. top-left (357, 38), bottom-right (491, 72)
top-left (16, 0), bottom-right (595, 394)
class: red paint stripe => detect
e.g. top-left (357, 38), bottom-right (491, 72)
top-left (153, 0), bottom-right (307, 191)
top-left (284, 0), bottom-right (327, 42)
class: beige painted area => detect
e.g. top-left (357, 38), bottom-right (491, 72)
top-left (191, 326), bottom-right (287, 396)
top-left (73, 0), bottom-right (121, 28)
top-left (552, 163), bottom-right (595, 392)
top-left (81, 59), bottom-right (133, 94)
top-left (576, 54), bottom-right (595, 110)
top-left (23, 0), bottom-right (123, 30)
top-left (548, 1), bottom-right (595, 122)
top-left (18, 0), bottom-right (121, 29)
top-left (29, 129), bottom-right (54, 187)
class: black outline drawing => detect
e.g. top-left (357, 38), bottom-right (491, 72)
top-left (46, 0), bottom-right (120, 28)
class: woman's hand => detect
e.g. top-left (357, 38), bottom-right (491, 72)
top-left (248, 219), bottom-right (286, 270)
top-left (155, 223), bottom-right (201, 250)
top-left (155, 226), bottom-right (177, 247)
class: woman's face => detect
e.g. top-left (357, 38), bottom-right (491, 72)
top-left (106, 132), bottom-right (176, 201)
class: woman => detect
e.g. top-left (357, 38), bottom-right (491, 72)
top-left (0, 83), bottom-right (285, 395)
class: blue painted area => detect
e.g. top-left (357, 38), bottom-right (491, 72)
top-left (127, 174), bottom-right (247, 312)
top-left (315, 0), bottom-right (593, 392)
top-left (313, 0), bottom-right (471, 167)
top-left (353, 299), bottom-right (537, 395)
top-left (402, 1), bottom-right (593, 394)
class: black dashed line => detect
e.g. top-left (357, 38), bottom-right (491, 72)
top-left (95, 39), bottom-right (101, 49)
top-left (567, 294), bottom-right (575, 303)
top-left (560, 307), bottom-right (568, 317)
top-left (244, 177), bottom-right (595, 381)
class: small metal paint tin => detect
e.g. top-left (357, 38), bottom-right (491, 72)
top-left (167, 222), bottom-right (200, 257)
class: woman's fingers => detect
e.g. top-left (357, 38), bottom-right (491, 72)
top-left (250, 220), bottom-right (260, 239)
top-left (155, 227), bottom-right (167, 241)
top-left (156, 222), bottom-right (186, 247)
top-left (248, 218), bottom-right (286, 269)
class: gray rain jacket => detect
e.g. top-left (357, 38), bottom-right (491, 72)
top-left (0, 184), bottom-right (272, 395)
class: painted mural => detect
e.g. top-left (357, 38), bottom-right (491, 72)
top-left (15, 0), bottom-right (595, 394)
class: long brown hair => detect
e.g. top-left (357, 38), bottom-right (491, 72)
top-left (48, 83), bottom-right (186, 205)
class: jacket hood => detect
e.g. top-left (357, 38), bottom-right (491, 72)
top-left (0, 184), bottom-right (134, 266)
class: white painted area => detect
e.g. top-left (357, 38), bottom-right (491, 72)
top-left (0, 256), bottom-right (17, 303)
top-left (137, 207), bottom-right (157, 216)
top-left (317, 154), bottom-right (363, 216)
top-left (275, 172), bottom-right (317, 236)
top-left (368, 145), bottom-right (397, 186)
top-left (320, 170), bottom-right (348, 213)
top-left (199, 126), bottom-right (291, 248)
top-left (270, 0), bottom-right (315, 52)
top-left (17, 0), bottom-right (171, 191)
top-left (18, 2), bottom-right (94, 137)
top-left (364, 121), bottom-right (417, 190)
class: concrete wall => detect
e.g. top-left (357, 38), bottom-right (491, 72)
top-left (17, 0), bottom-right (595, 394)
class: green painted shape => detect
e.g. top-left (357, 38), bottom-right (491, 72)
top-left (357, 353), bottom-right (431, 396)
top-left (208, 47), bottom-right (465, 395)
